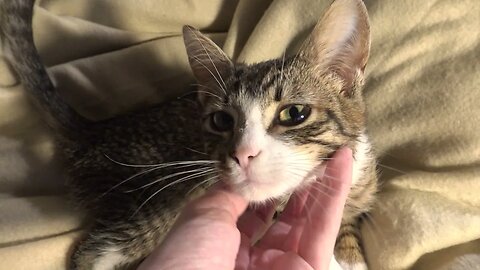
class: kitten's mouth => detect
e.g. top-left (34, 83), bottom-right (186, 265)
top-left (221, 161), bottom-right (328, 203)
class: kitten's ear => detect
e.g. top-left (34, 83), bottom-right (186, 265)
top-left (301, 0), bottom-right (370, 96)
top-left (183, 25), bottom-right (233, 87)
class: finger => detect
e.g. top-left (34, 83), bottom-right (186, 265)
top-left (235, 233), bottom-right (252, 270)
top-left (237, 203), bottom-right (276, 241)
top-left (281, 187), bottom-right (309, 221)
top-left (304, 149), bottom-right (350, 211)
top-left (271, 252), bottom-right (314, 270)
top-left (255, 189), bottom-right (308, 250)
top-left (281, 217), bottom-right (306, 252)
top-left (248, 249), bottom-right (314, 270)
top-left (276, 188), bottom-right (312, 251)
top-left (255, 202), bottom-right (277, 221)
top-left (178, 187), bottom-right (248, 226)
top-left (139, 187), bottom-right (248, 270)
top-left (298, 147), bottom-right (353, 269)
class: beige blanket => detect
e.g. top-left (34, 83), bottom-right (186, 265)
top-left (1, 0), bottom-right (479, 269)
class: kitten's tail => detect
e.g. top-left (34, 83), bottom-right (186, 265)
top-left (0, 0), bottom-right (90, 132)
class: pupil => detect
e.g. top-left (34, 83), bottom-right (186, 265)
top-left (213, 112), bottom-right (232, 131)
top-left (289, 106), bottom-right (300, 119)
top-left (277, 104), bottom-right (310, 126)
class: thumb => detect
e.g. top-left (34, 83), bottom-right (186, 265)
top-left (177, 187), bottom-right (248, 226)
top-left (138, 187), bottom-right (248, 270)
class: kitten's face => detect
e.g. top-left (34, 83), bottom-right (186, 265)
top-left (201, 59), bottom-right (360, 202)
top-left (183, 0), bottom-right (370, 202)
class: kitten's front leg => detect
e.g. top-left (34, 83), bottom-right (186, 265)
top-left (330, 256), bottom-right (347, 270)
top-left (330, 256), bottom-right (367, 270)
top-left (71, 224), bottom-right (149, 270)
top-left (334, 221), bottom-right (368, 270)
top-left (71, 206), bottom-right (180, 270)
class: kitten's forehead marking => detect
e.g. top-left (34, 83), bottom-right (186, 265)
top-left (227, 59), bottom-right (298, 136)
top-left (235, 89), bottom-right (278, 130)
top-left (275, 52), bottom-right (288, 101)
top-left (246, 104), bottom-right (263, 132)
top-left (232, 60), bottom-right (286, 98)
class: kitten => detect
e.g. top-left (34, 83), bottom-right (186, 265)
top-left (0, 0), bottom-right (377, 269)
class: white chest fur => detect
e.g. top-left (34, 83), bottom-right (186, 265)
top-left (351, 133), bottom-right (372, 186)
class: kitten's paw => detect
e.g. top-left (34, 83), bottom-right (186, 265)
top-left (331, 257), bottom-right (368, 270)
top-left (328, 254), bottom-right (368, 270)
top-left (330, 257), bottom-right (345, 270)
top-left (338, 261), bottom-right (368, 270)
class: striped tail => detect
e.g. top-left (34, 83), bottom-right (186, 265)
top-left (0, 0), bottom-right (90, 132)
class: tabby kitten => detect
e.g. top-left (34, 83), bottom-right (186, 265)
top-left (0, 0), bottom-right (377, 269)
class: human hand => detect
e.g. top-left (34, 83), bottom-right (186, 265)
top-left (138, 147), bottom-right (353, 270)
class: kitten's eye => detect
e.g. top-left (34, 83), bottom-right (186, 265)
top-left (278, 105), bottom-right (311, 126)
top-left (210, 111), bottom-right (234, 132)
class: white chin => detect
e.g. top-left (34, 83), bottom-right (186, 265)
top-left (234, 167), bottom-right (326, 203)
top-left (233, 181), bottom-right (296, 203)
top-left (236, 184), bottom-right (278, 202)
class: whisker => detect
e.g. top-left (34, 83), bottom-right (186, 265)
top-left (186, 175), bottom-right (220, 197)
top-left (191, 32), bottom-right (228, 92)
top-left (376, 163), bottom-right (407, 174)
top-left (99, 161), bottom-right (217, 197)
top-left (180, 86), bottom-right (225, 102)
top-left (104, 155), bottom-right (218, 168)
top-left (280, 50), bottom-right (286, 87)
top-left (130, 170), bottom-right (215, 217)
top-left (361, 212), bottom-right (386, 250)
top-left (299, 196), bottom-right (313, 225)
top-left (104, 154), bottom-right (156, 168)
top-left (192, 53), bottom-right (227, 95)
top-left (307, 184), bottom-right (336, 200)
top-left (183, 146), bottom-right (209, 156)
top-left (291, 33), bottom-right (312, 66)
top-left (194, 89), bottom-right (225, 101)
top-left (304, 190), bottom-right (329, 218)
top-left (124, 168), bottom-right (217, 193)
top-left (99, 166), bottom-right (164, 198)
top-left (190, 55), bottom-right (227, 95)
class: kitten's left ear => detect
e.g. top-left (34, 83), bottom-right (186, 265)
top-left (302, 0), bottom-right (370, 96)
top-left (183, 26), bottom-right (233, 88)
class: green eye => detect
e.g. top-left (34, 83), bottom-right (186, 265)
top-left (278, 105), bottom-right (311, 126)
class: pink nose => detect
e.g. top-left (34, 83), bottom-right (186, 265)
top-left (233, 146), bottom-right (261, 169)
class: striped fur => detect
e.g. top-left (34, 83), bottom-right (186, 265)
top-left (0, 0), bottom-right (89, 133)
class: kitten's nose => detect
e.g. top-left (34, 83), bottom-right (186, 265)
top-left (232, 146), bottom-right (261, 169)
